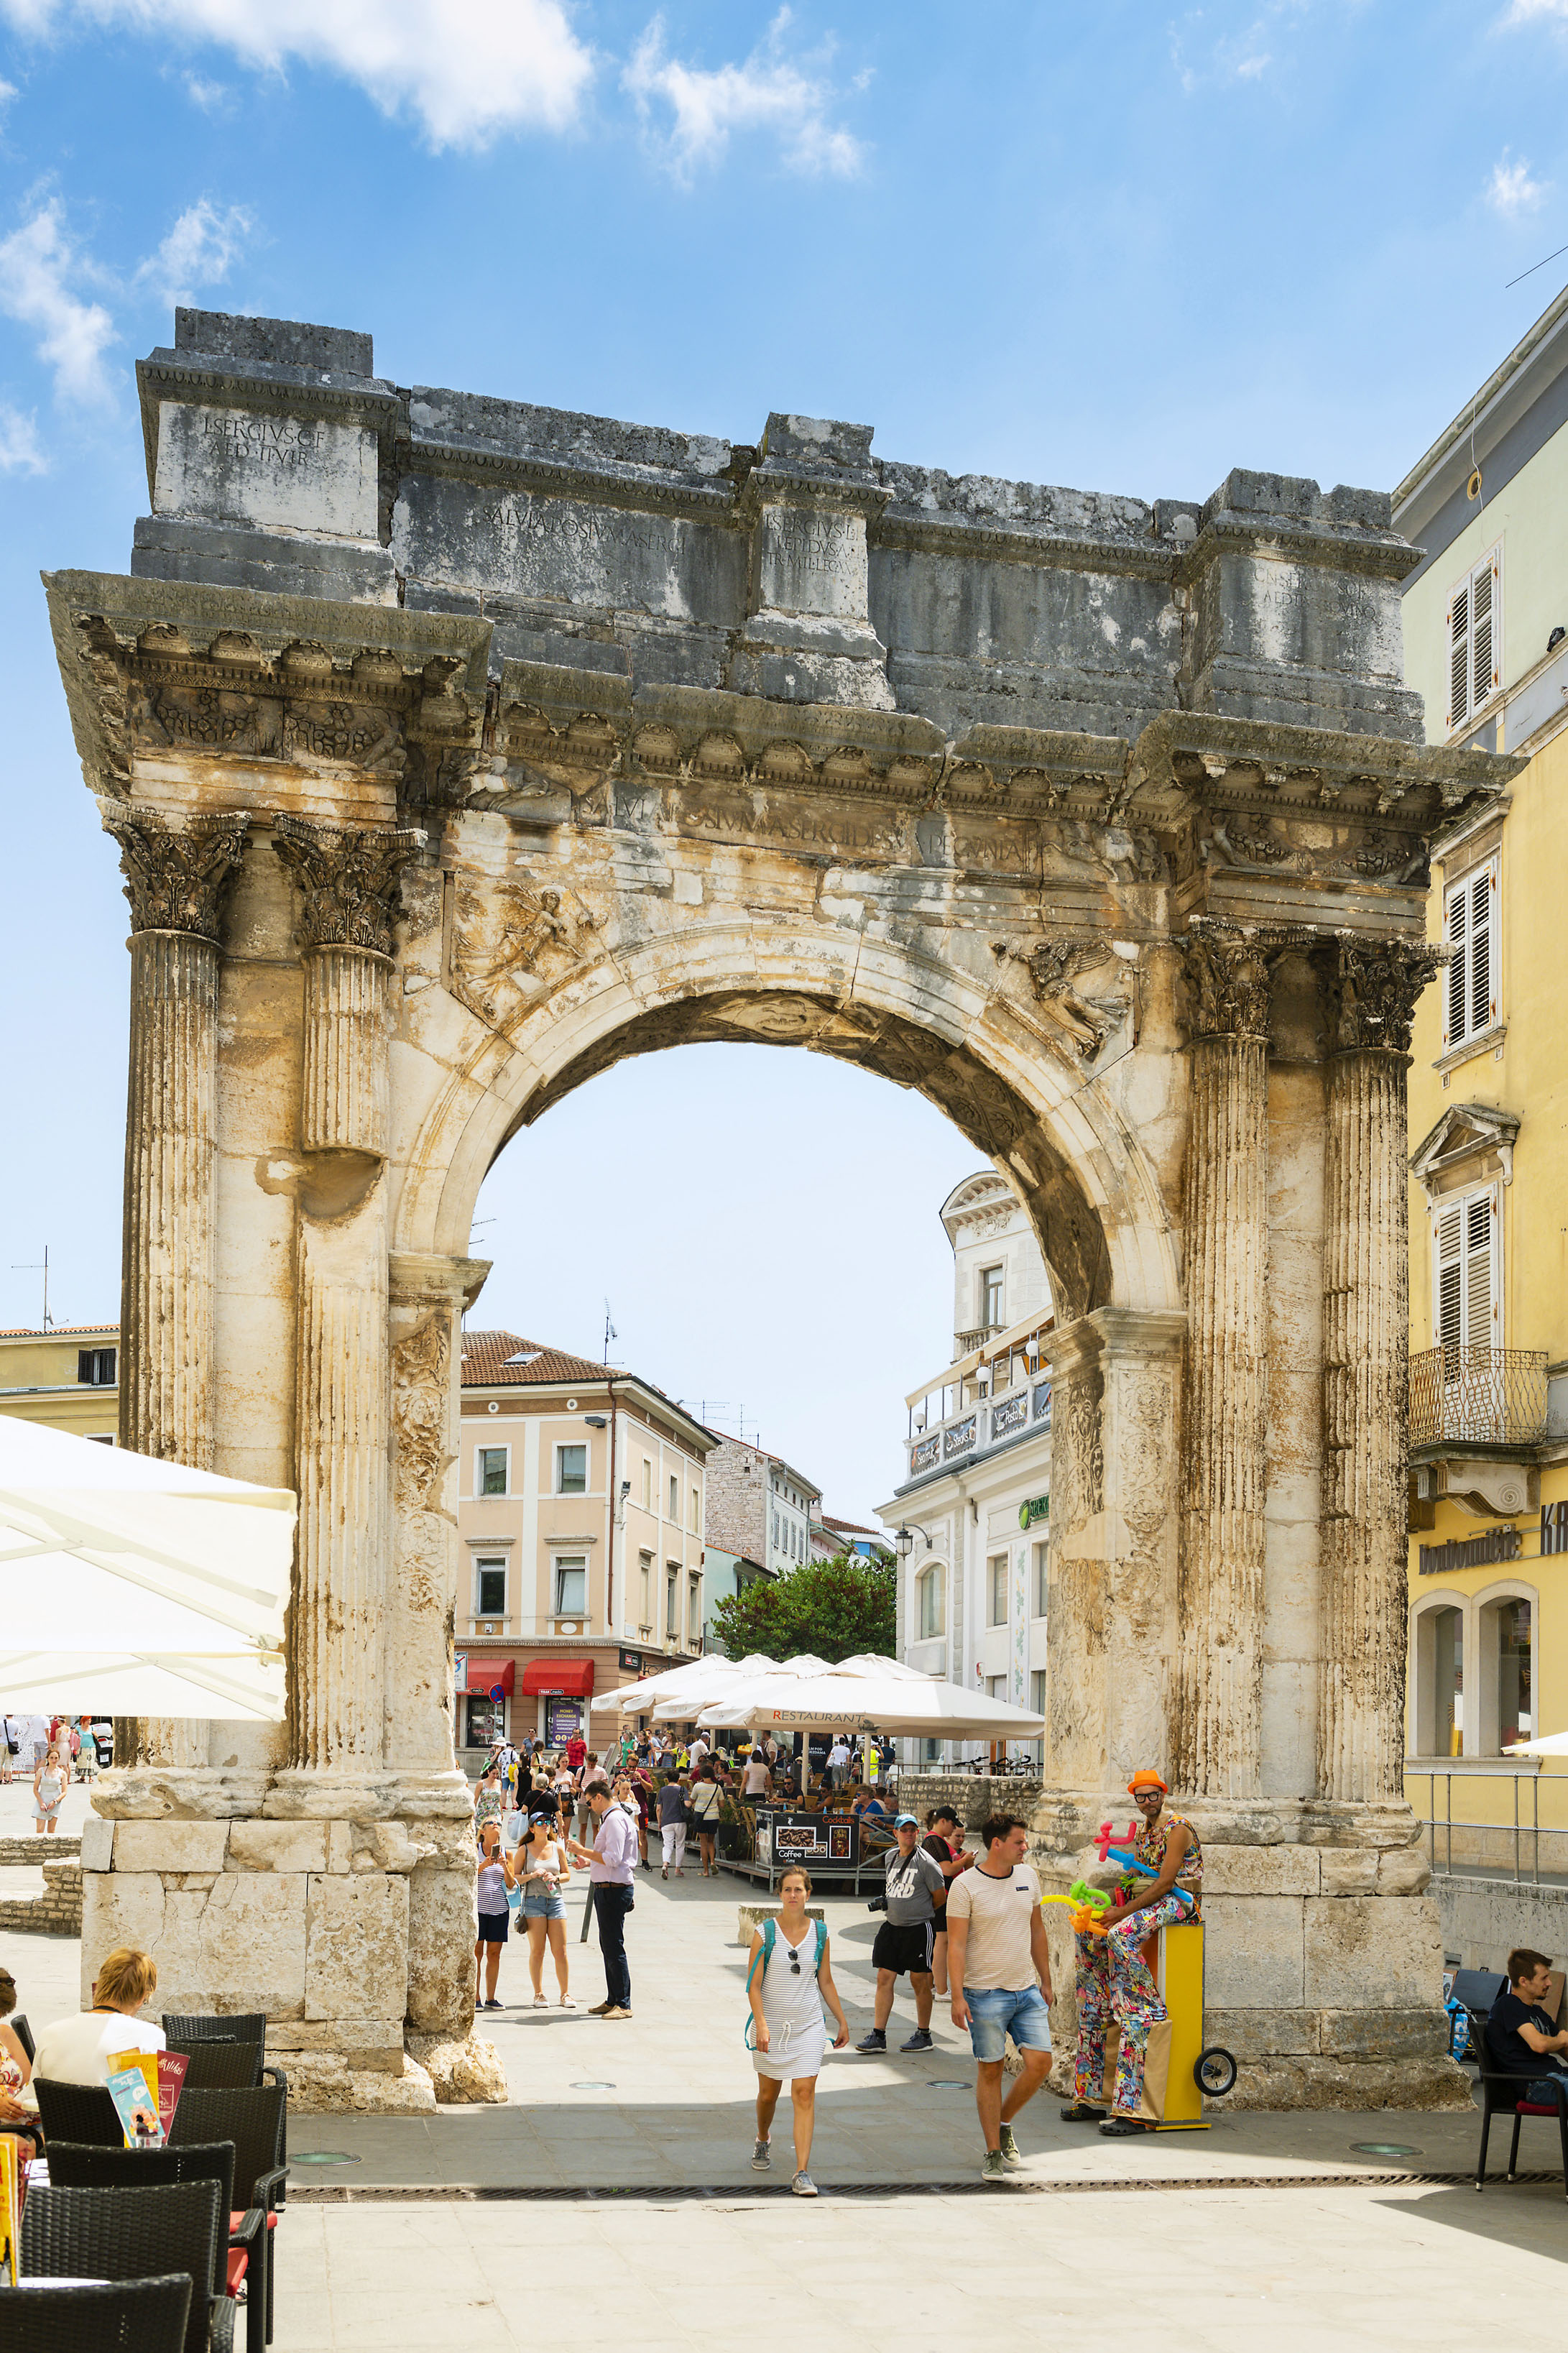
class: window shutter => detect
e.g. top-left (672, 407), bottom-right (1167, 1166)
top-left (1469, 866), bottom-right (1492, 1036)
top-left (1449, 582), bottom-right (1470, 731)
top-left (1465, 1192), bottom-right (1493, 1348)
top-left (1471, 558), bottom-right (1493, 713)
top-left (1444, 882), bottom-right (1466, 1048)
top-left (1435, 1204), bottom-right (1462, 1352)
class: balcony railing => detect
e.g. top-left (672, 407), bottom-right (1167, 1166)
top-left (954, 1322), bottom-right (1005, 1359)
top-left (908, 1379), bottom-right (1051, 1478)
top-left (1408, 1345), bottom-right (1548, 1449)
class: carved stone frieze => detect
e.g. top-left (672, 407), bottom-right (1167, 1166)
top-left (1013, 936), bottom-right (1133, 1062)
top-left (392, 1310), bottom-right (456, 1520)
top-left (447, 878), bottom-right (599, 1028)
top-left (1176, 926), bottom-right (1274, 1043)
top-left (274, 815), bottom-right (426, 956)
top-left (1319, 937), bottom-right (1442, 1056)
top-left (98, 803), bottom-right (250, 941)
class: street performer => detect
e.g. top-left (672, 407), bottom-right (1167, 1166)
top-left (1061, 1767), bottom-right (1202, 2137)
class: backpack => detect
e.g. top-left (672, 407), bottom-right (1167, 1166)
top-left (744, 1915), bottom-right (829, 2048)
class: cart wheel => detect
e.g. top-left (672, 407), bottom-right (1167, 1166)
top-left (1194, 2046), bottom-right (1237, 2097)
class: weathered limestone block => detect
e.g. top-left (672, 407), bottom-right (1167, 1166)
top-left (305, 1872), bottom-right (408, 2022)
top-left (406, 1868), bottom-right (479, 2035)
top-left (1319, 2007), bottom-right (1449, 2060)
top-left (1304, 1894), bottom-right (1444, 2011)
top-left (154, 404), bottom-right (382, 544)
top-left (79, 1815), bottom-right (114, 1871)
top-left (1203, 1897), bottom-right (1306, 2007)
top-left (1378, 1846), bottom-right (1434, 1896)
top-left (265, 2019), bottom-right (405, 2069)
top-left (285, 2053), bottom-right (438, 2115)
top-left (226, 1821), bottom-right (329, 1874)
top-left (83, 1869), bottom-right (307, 2015)
top-left (1319, 1848), bottom-right (1380, 1897)
top-left (113, 1821), bottom-right (229, 1874)
top-left (351, 1822), bottom-right (436, 1874)
top-left (81, 1872), bottom-right (166, 2001)
top-left (91, 1767), bottom-right (268, 1821)
top-left (1204, 2006), bottom-right (1317, 2059)
top-left (405, 2031), bottom-right (509, 2105)
top-left (1227, 2055), bottom-right (1469, 2112)
top-left (1202, 1845), bottom-right (1320, 1897)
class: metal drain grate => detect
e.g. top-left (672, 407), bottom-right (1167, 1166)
top-left (284, 2168), bottom-right (1551, 2204)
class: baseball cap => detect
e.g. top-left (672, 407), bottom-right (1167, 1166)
top-left (895, 1812), bottom-right (920, 1828)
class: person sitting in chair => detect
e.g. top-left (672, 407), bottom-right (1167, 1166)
top-left (1487, 1949), bottom-right (1568, 2106)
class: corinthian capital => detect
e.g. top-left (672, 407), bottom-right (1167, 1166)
top-left (98, 802), bottom-right (249, 942)
top-left (1176, 925), bottom-right (1273, 1044)
top-left (273, 816), bottom-right (426, 957)
top-left (1319, 936), bottom-right (1442, 1056)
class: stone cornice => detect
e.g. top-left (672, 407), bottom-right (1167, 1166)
top-left (405, 433), bottom-right (739, 525)
top-left (739, 464), bottom-right (890, 523)
top-left (872, 508), bottom-right (1182, 581)
top-left (1176, 511), bottom-right (1421, 587)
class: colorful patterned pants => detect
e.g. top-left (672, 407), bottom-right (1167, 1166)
top-left (1073, 1894), bottom-right (1189, 2115)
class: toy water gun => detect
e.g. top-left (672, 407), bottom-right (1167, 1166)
top-left (1094, 1820), bottom-right (1196, 1912)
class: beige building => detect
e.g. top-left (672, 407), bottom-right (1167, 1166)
top-left (878, 1171), bottom-right (1053, 1764)
top-left (456, 1331), bottom-right (714, 1759)
top-left (0, 1325), bottom-right (119, 1439)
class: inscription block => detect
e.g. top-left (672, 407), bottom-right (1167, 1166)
top-left (154, 402), bottom-right (380, 541)
top-left (757, 502), bottom-right (867, 621)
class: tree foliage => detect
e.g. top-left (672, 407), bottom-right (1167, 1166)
top-left (710, 1550), bottom-right (896, 1665)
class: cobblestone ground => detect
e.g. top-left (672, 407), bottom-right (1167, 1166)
top-left (1, 1836), bottom-right (1561, 2347)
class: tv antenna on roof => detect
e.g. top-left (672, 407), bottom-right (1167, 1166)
top-left (11, 1245), bottom-right (51, 1330)
top-left (604, 1299), bottom-right (618, 1365)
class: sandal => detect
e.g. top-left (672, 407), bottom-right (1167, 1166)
top-left (1059, 2101), bottom-right (1105, 2123)
top-left (1099, 2116), bottom-right (1153, 2137)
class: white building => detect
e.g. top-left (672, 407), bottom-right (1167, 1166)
top-left (877, 1171), bottom-right (1053, 1764)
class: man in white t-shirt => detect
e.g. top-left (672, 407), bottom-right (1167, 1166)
top-left (688, 1733), bottom-right (709, 1772)
top-left (946, 1813), bottom-right (1053, 2185)
top-left (24, 1716), bottom-right (49, 1769)
top-left (827, 1736), bottom-right (852, 1788)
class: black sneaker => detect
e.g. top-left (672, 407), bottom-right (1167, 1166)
top-left (900, 2027), bottom-right (933, 2053)
top-left (855, 2028), bottom-right (887, 2053)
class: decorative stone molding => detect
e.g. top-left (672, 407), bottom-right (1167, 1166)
top-left (1176, 925), bottom-right (1274, 1042)
top-left (98, 802), bottom-right (249, 941)
top-left (273, 814), bottom-right (425, 956)
top-left (1014, 937), bottom-right (1133, 1062)
top-left (1319, 936), bottom-right (1442, 1057)
top-left (1409, 1100), bottom-right (1519, 1196)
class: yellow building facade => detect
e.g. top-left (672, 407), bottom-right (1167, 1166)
top-left (1396, 284), bottom-right (1568, 1876)
top-left (0, 1325), bottom-right (119, 1439)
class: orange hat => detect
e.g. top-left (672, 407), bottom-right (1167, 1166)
top-left (1127, 1769), bottom-right (1168, 1795)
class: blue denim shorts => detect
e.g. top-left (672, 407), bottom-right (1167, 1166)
top-left (966, 1984), bottom-right (1052, 2063)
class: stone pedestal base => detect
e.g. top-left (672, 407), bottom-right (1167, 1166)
top-left (82, 1775), bottom-right (504, 2110)
top-left (1033, 1788), bottom-right (1470, 2112)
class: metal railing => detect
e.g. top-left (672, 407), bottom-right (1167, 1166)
top-left (1408, 1345), bottom-right (1549, 1449)
top-left (1403, 1760), bottom-right (1568, 1884)
top-left (954, 1324), bottom-right (1005, 1359)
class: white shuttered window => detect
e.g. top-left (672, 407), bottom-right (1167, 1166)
top-left (1447, 543), bottom-right (1503, 735)
top-left (1433, 1184), bottom-right (1501, 1357)
top-left (1442, 855), bottom-right (1498, 1050)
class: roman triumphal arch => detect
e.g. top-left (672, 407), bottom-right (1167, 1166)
top-left (45, 309), bottom-right (1518, 2108)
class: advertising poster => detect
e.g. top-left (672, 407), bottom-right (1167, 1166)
top-left (546, 1696), bottom-right (584, 1746)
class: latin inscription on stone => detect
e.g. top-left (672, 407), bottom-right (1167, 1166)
top-left (153, 402), bottom-right (380, 542)
top-left (758, 505), bottom-right (866, 620)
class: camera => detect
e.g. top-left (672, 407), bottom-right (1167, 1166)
top-left (866, 1893), bottom-right (887, 1913)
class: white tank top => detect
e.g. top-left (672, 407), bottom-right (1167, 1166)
top-left (757, 1923), bottom-right (826, 2054)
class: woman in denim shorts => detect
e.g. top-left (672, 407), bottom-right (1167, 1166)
top-left (518, 1814), bottom-right (576, 2009)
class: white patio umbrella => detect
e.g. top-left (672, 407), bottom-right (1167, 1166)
top-left (693, 1651), bottom-right (1046, 1741)
top-left (593, 1652), bottom-right (783, 1717)
top-left (1504, 1734), bottom-right (1568, 1756)
top-left (0, 1415), bottom-right (295, 1720)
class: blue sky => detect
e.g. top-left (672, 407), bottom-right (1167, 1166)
top-left (1, 0), bottom-right (1565, 1516)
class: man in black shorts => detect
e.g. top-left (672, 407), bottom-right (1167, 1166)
top-left (857, 1813), bottom-right (946, 2054)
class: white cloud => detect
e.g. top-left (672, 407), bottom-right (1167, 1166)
top-left (1234, 49), bottom-right (1272, 78)
top-left (1505, 0), bottom-right (1568, 18)
top-left (0, 403), bottom-right (46, 471)
top-left (134, 197), bottom-right (252, 307)
top-left (183, 70), bottom-right (227, 109)
top-left (0, 0), bottom-right (596, 149)
top-left (0, 76), bottom-right (17, 103)
top-left (1488, 151), bottom-right (1548, 216)
top-left (0, 199), bottom-right (117, 402)
top-left (624, 8), bottom-right (863, 183)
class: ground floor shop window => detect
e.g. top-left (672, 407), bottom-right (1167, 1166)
top-left (1416, 1604), bottom-right (1464, 1756)
top-left (466, 1694), bottom-right (506, 1749)
top-left (1495, 1597), bottom-right (1532, 1749)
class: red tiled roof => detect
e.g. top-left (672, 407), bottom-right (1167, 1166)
top-left (0, 1325), bottom-right (118, 1338)
top-left (460, 1330), bottom-right (609, 1387)
top-left (821, 1516), bottom-right (881, 1537)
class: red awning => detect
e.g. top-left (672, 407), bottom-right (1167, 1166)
top-left (463, 1657), bottom-right (515, 1696)
top-left (521, 1658), bottom-right (595, 1698)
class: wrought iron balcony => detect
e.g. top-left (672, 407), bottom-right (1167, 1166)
top-left (1408, 1345), bottom-right (1549, 1450)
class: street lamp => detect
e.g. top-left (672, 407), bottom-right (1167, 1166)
top-left (895, 1524), bottom-right (934, 1560)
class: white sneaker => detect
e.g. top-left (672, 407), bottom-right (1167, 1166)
top-left (792, 2170), bottom-right (818, 2198)
top-left (751, 2137), bottom-right (770, 2170)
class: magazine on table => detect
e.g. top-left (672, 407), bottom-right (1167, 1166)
top-left (107, 2049), bottom-right (189, 2146)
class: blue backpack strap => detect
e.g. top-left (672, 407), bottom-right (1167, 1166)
top-left (813, 1919), bottom-right (827, 1974)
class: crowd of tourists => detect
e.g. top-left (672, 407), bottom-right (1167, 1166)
top-left (0, 1711), bottom-right (109, 1830)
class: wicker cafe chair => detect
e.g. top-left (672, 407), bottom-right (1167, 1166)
top-left (167, 2042), bottom-right (264, 2092)
top-left (162, 2014), bottom-right (267, 2048)
top-left (47, 2140), bottom-right (264, 2353)
top-left (20, 2179), bottom-right (232, 2353)
top-left (170, 2084), bottom-right (287, 2345)
top-left (31, 2076), bottom-right (123, 2147)
top-left (1465, 2007), bottom-right (1568, 2199)
top-left (0, 2273), bottom-right (193, 2353)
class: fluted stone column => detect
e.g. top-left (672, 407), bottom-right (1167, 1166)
top-left (1319, 939), bottom-right (1440, 1804)
top-left (99, 802), bottom-right (249, 1772)
top-left (272, 817), bottom-right (423, 1784)
top-left (1175, 929), bottom-right (1273, 1799)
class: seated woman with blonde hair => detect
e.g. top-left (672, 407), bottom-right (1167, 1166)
top-left (32, 1947), bottom-right (165, 2085)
